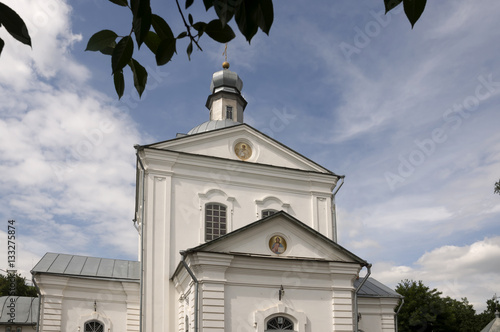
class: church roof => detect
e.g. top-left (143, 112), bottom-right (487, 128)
top-left (187, 118), bottom-right (239, 135)
top-left (0, 296), bottom-right (38, 325)
top-left (354, 277), bottom-right (403, 298)
top-left (140, 123), bottom-right (339, 176)
top-left (481, 313), bottom-right (500, 332)
top-left (182, 210), bottom-right (367, 265)
top-left (31, 253), bottom-right (140, 281)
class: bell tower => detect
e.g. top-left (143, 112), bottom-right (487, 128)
top-left (206, 62), bottom-right (247, 123)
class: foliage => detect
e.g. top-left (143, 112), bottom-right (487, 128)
top-left (0, 273), bottom-right (38, 297)
top-left (86, 0), bottom-right (428, 99)
top-left (0, 2), bottom-right (32, 57)
top-left (396, 280), bottom-right (499, 332)
top-left (495, 179), bottom-right (500, 195)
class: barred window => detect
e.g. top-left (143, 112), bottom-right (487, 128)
top-left (262, 209), bottom-right (278, 218)
top-left (205, 203), bottom-right (227, 241)
top-left (85, 320), bottom-right (104, 332)
top-left (266, 316), bottom-right (294, 330)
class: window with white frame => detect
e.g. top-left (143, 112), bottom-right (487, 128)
top-left (262, 209), bottom-right (278, 218)
top-left (85, 320), bottom-right (104, 332)
top-left (266, 316), bottom-right (294, 330)
top-left (205, 203), bottom-right (227, 241)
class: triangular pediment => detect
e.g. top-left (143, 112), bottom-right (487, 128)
top-left (186, 211), bottom-right (366, 264)
top-left (145, 124), bottom-right (334, 174)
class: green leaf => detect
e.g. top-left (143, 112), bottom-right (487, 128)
top-left (235, 0), bottom-right (258, 43)
top-left (112, 36), bottom-right (134, 74)
top-left (155, 38), bottom-right (176, 65)
top-left (205, 19), bottom-right (236, 43)
top-left (151, 14), bottom-right (174, 40)
top-left (256, 0), bottom-right (273, 35)
top-left (403, 0), bottom-right (426, 28)
top-left (177, 31), bottom-right (188, 39)
top-left (0, 37), bottom-right (4, 57)
top-left (384, 0), bottom-right (403, 13)
top-left (0, 3), bottom-right (32, 46)
top-left (213, 0), bottom-right (242, 27)
top-left (100, 41), bottom-right (116, 55)
top-left (131, 0), bottom-right (152, 48)
top-left (113, 70), bottom-right (125, 99)
top-left (129, 58), bottom-right (148, 97)
top-left (144, 31), bottom-right (161, 54)
top-left (108, 0), bottom-right (128, 6)
top-left (203, 0), bottom-right (214, 11)
top-left (188, 14), bottom-right (194, 26)
top-left (86, 29), bottom-right (118, 51)
top-left (185, 0), bottom-right (194, 9)
top-left (186, 41), bottom-right (193, 61)
top-left (192, 22), bottom-right (207, 33)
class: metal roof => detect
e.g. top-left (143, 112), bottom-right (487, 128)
top-left (187, 119), bottom-right (239, 135)
top-left (0, 296), bottom-right (38, 324)
top-left (480, 313), bottom-right (500, 332)
top-left (354, 277), bottom-right (403, 298)
top-left (31, 253), bottom-right (140, 281)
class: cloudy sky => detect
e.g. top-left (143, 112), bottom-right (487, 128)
top-left (1, 0), bottom-right (499, 312)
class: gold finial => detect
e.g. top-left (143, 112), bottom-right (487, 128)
top-left (222, 43), bottom-right (230, 69)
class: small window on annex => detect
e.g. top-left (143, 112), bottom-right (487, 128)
top-left (205, 203), bottom-right (227, 241)
top-left (226, 106), bottom-right (233, 120)
top-left (85, 320), bottom-right (104, 332)
top-left (262, 209), bottom-right (278, 218)
top-left (266, 316), bottom-right (294, 331)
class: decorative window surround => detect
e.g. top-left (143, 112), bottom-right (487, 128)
top-left (199, 189), bottom-right (235, 243)
top-left (255, 304), bottom-right (306, 332)
top-left (255, 196), bottom-right (290, 219)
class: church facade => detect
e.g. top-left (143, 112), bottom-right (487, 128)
top-left (31, 65), bottom-right (401, 332)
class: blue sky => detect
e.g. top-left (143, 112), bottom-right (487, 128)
top-left (1, 0), bottom-right (499, 312)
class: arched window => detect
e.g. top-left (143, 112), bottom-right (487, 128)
top-left (205, 203), bottom-right (227, 241)
top-left (262, 209), bottom-right (278, 218)
top-left (85, 320), bottom-right (104, 332)
top-left (266, 316), bottom-right (294, 331)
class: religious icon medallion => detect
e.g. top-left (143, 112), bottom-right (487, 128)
top-left (234, 142), bottom-right (252, 160)
top-left (269, 235), bottom-right (287, 254)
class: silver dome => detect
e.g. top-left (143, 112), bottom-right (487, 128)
top-left (187, 119), bottom-right (239, 135)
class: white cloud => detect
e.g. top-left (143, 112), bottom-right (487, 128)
top-left (373, 237), bottom-right (500, 312)
top-left (0, 0), bottom-right (145, 276)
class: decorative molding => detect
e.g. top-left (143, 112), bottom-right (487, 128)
top-left (254, 303), bottom-right (306, 332)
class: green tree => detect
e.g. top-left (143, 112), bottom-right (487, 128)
top-left (396, 280), bottom-right (450, 332)
top-left (86, 0), bottom-right (428, 99)
top-left (476, 296), bottom-right (499, 328)
top-left (495, 179), bottom-right (500, 195)
top-left (2, 0), bottom-right (429, 98)
top-left (0, 273), bottom-right (38, 297)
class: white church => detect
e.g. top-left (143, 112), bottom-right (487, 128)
top-left (28, 64), bottom-right (402, 332)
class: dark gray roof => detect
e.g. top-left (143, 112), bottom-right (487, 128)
top-left (0, 296), bottom-right (38, 324)
top-left (354, 277), bottom-right (402, 298)
top-left (31, 253), bottom-right (140, 281)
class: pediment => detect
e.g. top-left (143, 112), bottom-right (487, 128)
top-left (186, 212), bottom-right (366, 264)
top-left (145, 124), bottom-right (333, 174)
